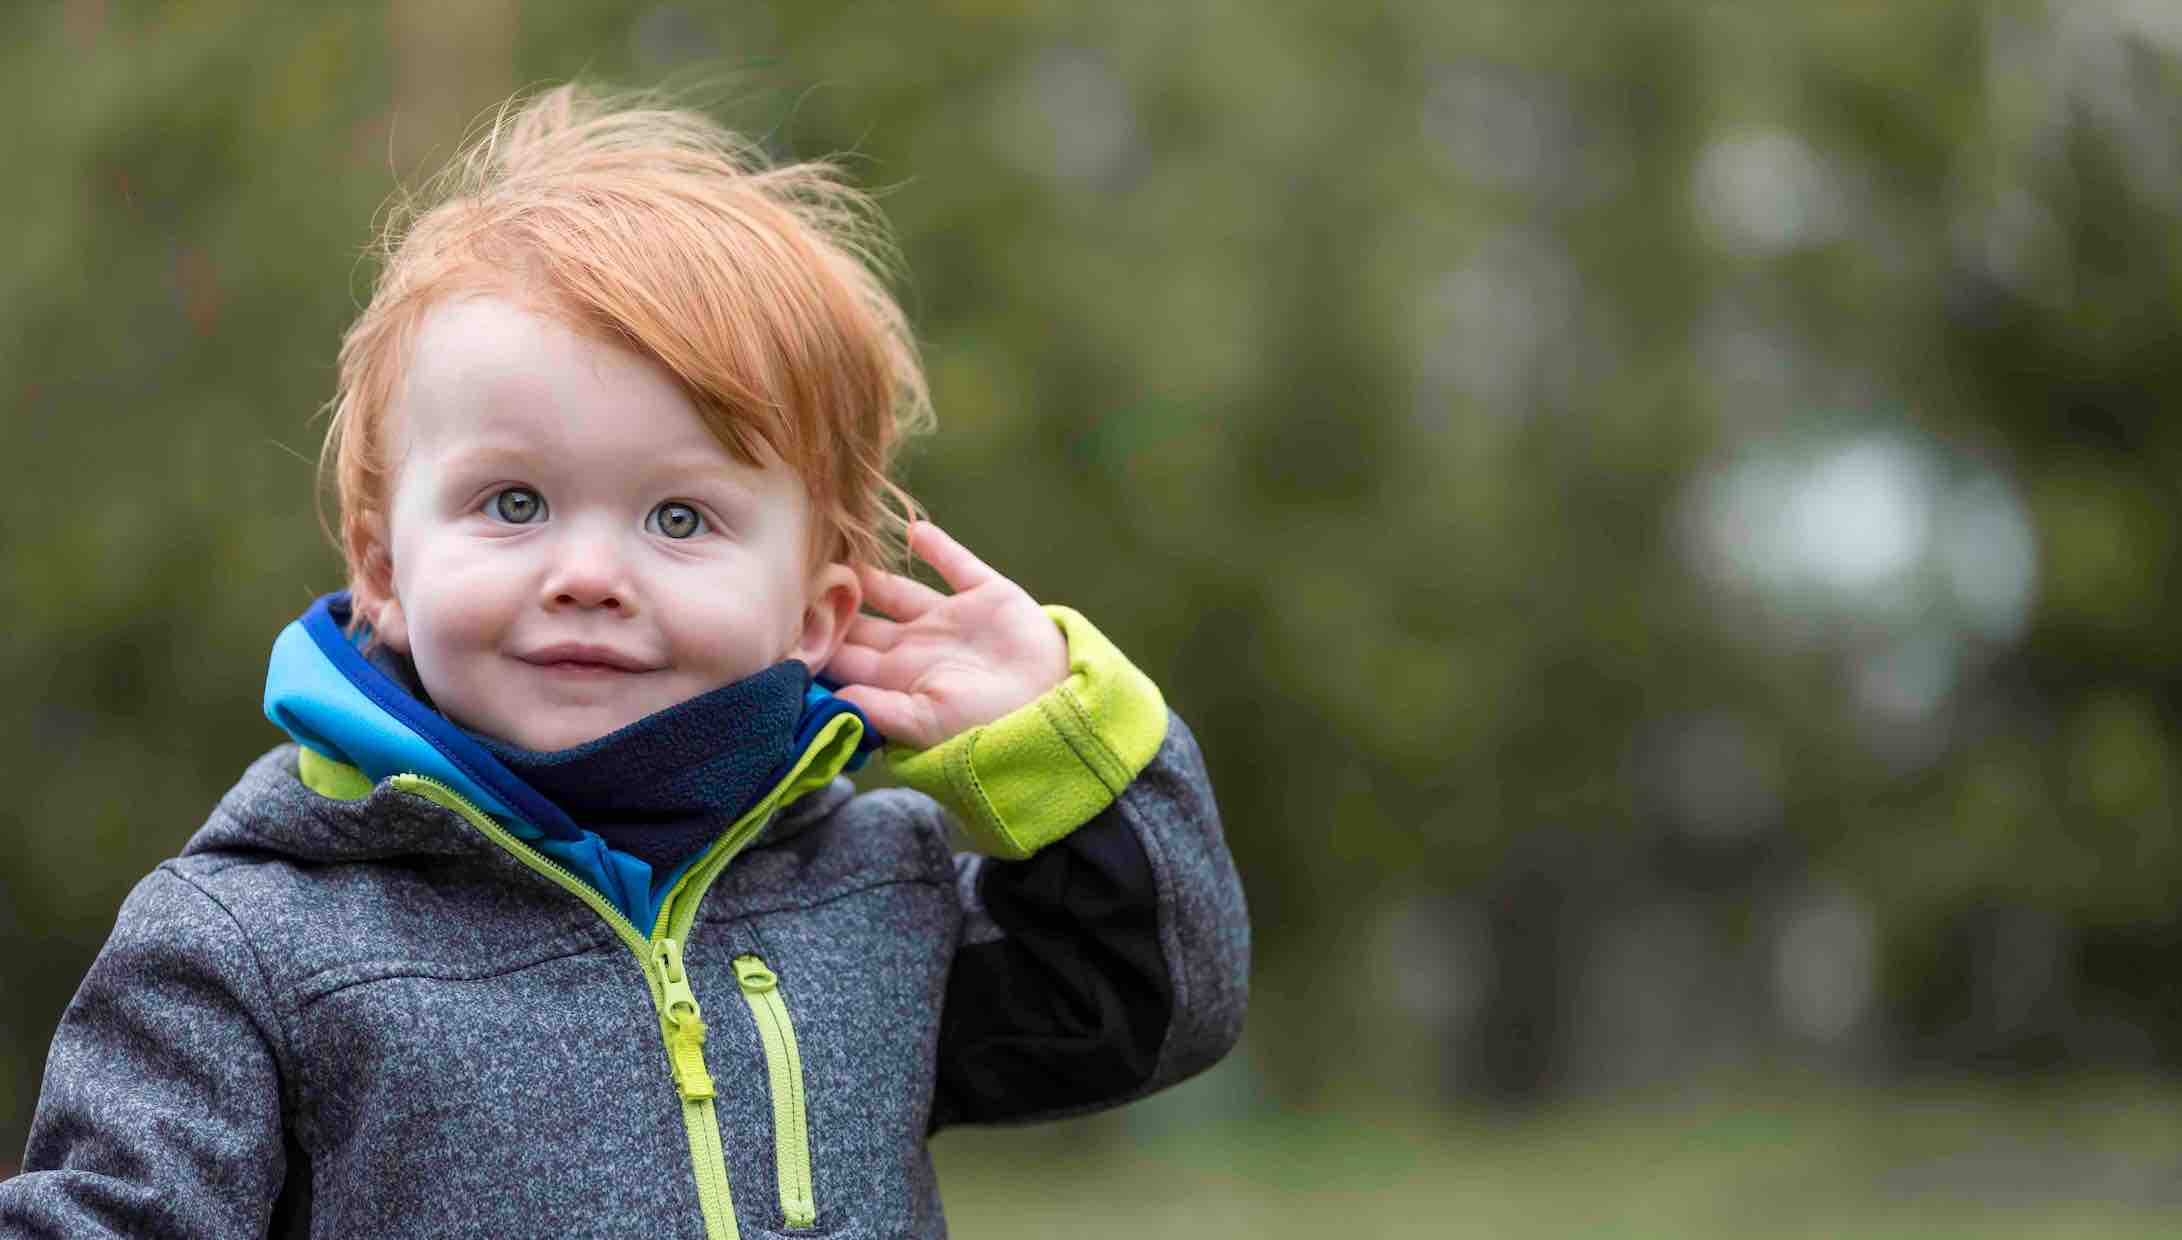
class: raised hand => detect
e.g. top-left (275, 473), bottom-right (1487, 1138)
top-left (822, 521), bottom-right (1069, 752)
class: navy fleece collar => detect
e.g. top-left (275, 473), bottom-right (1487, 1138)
top-left (462, 661), bottom-right (810, 876)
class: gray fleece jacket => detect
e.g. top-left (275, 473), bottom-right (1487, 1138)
top-left (2, 603), bottom-right (1248, 1239)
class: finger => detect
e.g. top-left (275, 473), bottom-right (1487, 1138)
top-left (857, 562), bottom-right (947, 621)
top-left (843, 613), bottom-right (906, 653)
top-left (821, 641), bottom-right (895, 690)
top-left (910, 521), bottom-right (999, 594)
top-left (829, 684), bottom-right (939, 750)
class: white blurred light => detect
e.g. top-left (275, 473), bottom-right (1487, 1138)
top-left (2115, 0), bottom-right (2182, 52)
top-left (1937, 473), bottom-right (2039, 643)
top-left (1382, 895), bottom-right (1487, 1031)
top-left (1418, 234), bottom-right (1577, 412)
top-left (1786, 437), bottom-right (1934, 594)
top-left (1687, 427), bottom-right (2041, 722)
top-left (1421, 66), bottom-right (1562, 188)
top-left (1700, 432), bottom-right (1937, 600)
top-left (989, 49), bottom-right (1136, 186)
top-left (1692, 130), bottom-right (1844, 255)
top-left (1695, 452), bottom-right (1802, 594)
top-left (2058, 4), bottom-right (2182, 207)
top-left (1774, 888), bottom-right (1877, 1044)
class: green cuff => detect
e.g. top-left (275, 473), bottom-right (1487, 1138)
top-left (886, 605), bottom-right (1169, 859)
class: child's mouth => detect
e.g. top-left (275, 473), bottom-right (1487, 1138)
top-left (535, 660), bottom-right (635, 675)
top-left (517, 644), bottom-right (658, 674)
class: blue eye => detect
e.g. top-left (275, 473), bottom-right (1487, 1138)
top-left (489, 488), bottom-right (545, 524)
top-left (650, 501), bottom-right (706, 540)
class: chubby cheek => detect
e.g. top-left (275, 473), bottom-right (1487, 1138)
top-left (414, 580), bottom-right (514, 661)
top-left (664, 577), bottom-right (801, 683)
top-left (393, 537), bottom-right (525, 665)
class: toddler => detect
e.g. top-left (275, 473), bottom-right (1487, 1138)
top-left (2, 85), bottom-right (1248, 1239)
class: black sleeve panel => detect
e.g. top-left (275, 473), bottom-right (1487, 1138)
top-left (929, 805), bottom-right (1172, 1128)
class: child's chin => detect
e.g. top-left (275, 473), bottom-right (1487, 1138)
top-left (526, 719), bottom-right (630, 752)
top-left (468, 707), bottom-right (640, 754)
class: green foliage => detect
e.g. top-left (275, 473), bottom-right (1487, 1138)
top-left (5, 0), bottom-right (2180, 1164)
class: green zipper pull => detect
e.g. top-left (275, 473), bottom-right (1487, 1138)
top-left (655, 938), bottom-right (715, 1102)
top-left (734, 958), bottom-right (778, 993)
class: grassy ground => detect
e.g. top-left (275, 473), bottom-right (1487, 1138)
top-left (931, 1071), bottom-right (2182, 1238)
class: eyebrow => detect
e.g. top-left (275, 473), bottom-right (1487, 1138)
top-left (438, 441), bottom-right (764, 495)
top-left (437, 441), bottom-right (538, 472)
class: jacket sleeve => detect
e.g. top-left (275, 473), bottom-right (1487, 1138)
top-left (2, 866), bottom-right (291, 1238)
top-left (889, 607), bottom-right (1250, 1128)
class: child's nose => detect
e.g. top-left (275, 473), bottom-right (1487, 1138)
top-left (541, 532), bottom-right (635, 614)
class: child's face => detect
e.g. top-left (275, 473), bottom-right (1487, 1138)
top-left (358, 295), bottom-right (857, 752)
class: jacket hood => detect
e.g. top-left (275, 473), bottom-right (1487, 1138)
top-left (239, 591), bottom-right (878, 930)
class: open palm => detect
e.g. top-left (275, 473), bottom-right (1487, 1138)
top-left (823, 522), bottom-right (1069, 752)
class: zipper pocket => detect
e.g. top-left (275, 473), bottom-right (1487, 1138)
top-left (734, 955), bottom-right (817, 1229)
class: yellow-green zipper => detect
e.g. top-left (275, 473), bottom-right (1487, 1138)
top-left (657, 936), bottom-right (737, 1240)
top-left (734, 955), bottom-right (816, 1229)
top-left (368, 720), bottom-right (860, 1240)
top-left (390, 774), bottom-right (743, 1240)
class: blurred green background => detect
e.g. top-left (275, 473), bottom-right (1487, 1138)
top-left (6, 1), bottom-right (2182, 1234)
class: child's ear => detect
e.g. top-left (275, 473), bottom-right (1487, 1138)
top-left (789, 562), bottom-right (861, 673)
top-left (351, 511), bottom-right (411, 655)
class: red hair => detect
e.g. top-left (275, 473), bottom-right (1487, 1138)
top-left (320, 83), bottom-right (931, 597)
